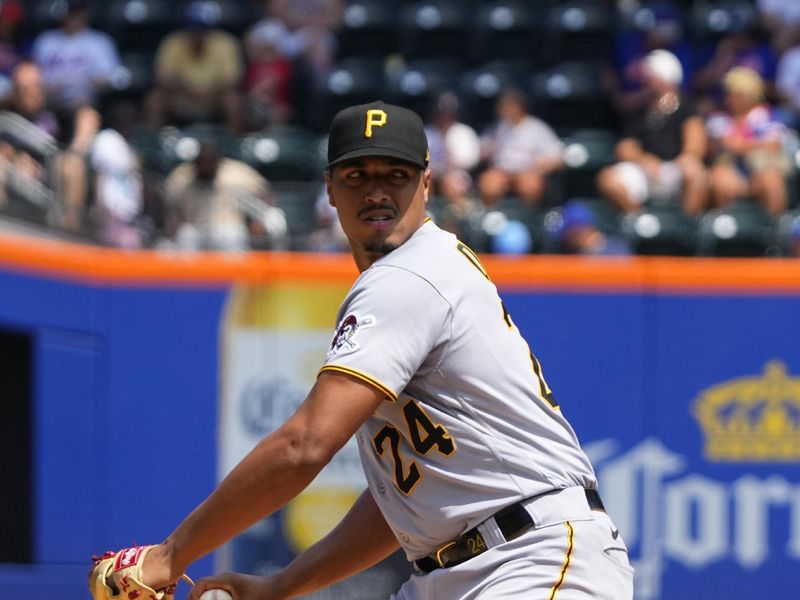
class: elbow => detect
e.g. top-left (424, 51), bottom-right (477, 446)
top-left (277, 424), bottom-right (339, 472)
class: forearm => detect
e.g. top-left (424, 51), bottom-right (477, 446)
top-left (272, 489), bottom-right (401, 598)
top-left (163, 419), bottom-right (330, 575)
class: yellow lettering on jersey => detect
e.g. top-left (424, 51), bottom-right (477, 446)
top-left (467, 534), bottom-right (487, 553)
top-left (365, 109), bottom-right (388, 138)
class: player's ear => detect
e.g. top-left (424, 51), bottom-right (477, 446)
top-left (422, 168), bottom-right (432, 204)
top-left (324, 169), bottom-right (335, 207)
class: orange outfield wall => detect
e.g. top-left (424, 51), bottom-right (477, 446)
top-left (0, 232), bottom-right (799, 294)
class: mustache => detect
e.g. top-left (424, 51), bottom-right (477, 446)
top-left (358, 204), bottom-right (397, 218)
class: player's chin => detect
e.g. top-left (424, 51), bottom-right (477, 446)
top-left (363, 238), bottom-right (400, 254)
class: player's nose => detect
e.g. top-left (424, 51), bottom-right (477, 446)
top-left (363, 179), bottom-right (391, 204)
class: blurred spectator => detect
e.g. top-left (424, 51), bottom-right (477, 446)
top-left (706, 66), bottom-right (790, 216)
top-left (0, 0), bottom-right (27, 103)
top-left (551, 200), bottom-right (630, 256)
top-left (775, 28), bottom-right (800, 127)
top-left (477, 89), bottom-right (564, 206)
top-left (307, 184), bottom-right (348, 252)
top-left (88, 102), bottom-right (144, 249)
top-left (608, 1), bottom-right (695, 119)
top-left (0, 61), bottom-right (99, 231)
top-left (489, 218), bottom-right (533, 255)
top-left (243, 20), bottom-right (295, 130)
top-left (791, 216), bottom-right (800, 257)
top-left (31, 0), bottom-right (120, 119)
top-left (267, 0), bottom-right (341, 75)
top-left (145, 1), bottom-right (244, 133)
top-left (160, 139), bottom-right (288, 251)
top-left (597, 50), bottom-right (708, 215)
top-left (757, 0), bottom-right (800, 52)
top-left (424, 91), bottom-right (481, 225)
top-left (693, 19), bottom-right (778, 113)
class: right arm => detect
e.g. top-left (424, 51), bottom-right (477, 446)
top-left (188, 488), bottom-right (401, 600)
top-left (141, 371), bottom-right (387, 589)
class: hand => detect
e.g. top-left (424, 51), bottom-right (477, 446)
top-left (140, 543), bottom-right (185, 591)
top-left (188, 572), bottom-right (284, 600)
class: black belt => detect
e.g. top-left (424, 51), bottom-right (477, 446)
top-left (414, 488), bottom-right (605, 573)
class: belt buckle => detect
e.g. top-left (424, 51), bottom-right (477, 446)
top-left (435, 540), bottom-right (457, 568)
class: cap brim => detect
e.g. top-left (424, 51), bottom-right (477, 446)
top-left (327, 146), bottom-right (427, 170)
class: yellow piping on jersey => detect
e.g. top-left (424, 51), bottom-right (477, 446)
top-left (548, 521), bottom-right (575, 600)
top-left (319, 365), bottom-right (398, 402)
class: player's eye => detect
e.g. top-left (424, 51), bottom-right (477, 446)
top-left (388, 169), bottom-right (411, 182)
top-left (343, 170), bottom-right (365, 183)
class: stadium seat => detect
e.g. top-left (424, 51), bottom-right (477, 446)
top-left (559, 128), bottom-right (617, 200)
top-left (97, 0), bottom-right (179, 53)
top-left (317, 57), bottom-right (387, 129)
top-left (458, 60), bottom-right (531, 131)
top-left (105, 52), bottom-right (155, 102)
top-left (337, 0), bottom-right (400, 58)
top-left (156, 122), bottom-right (238, 174)
top-left (775, 210), bottom-right (800, 256)
top-left (697, 201), bottom-right (780, 257)
top-left (237, 125), bottom-right (320, 182)
top-left (196, 0), bottom-right (257, 35)
top-left (398, 1), bottom-right (471, 60)
top-left (622, 203), bottom-right (700, 256)
top-left (27, 0), bottom-right (79, 34)
top-left (529, 61), bottom-right (611, 134)
top-left (270, 181), bottom-right (322, 245)
top-left (385, 59), bottom-right (460, 120)
top-left (542, 1), bottom-right (614, 65)
top-left (473, 2), bottom-right (540, 65)
top-left (689, 0), bottom-right (759, 42)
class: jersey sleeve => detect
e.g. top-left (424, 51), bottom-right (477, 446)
top-left (320, 265), bottom-right (451, 401)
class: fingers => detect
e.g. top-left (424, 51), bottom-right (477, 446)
top-left (187, 574), bottom-right (238, 600)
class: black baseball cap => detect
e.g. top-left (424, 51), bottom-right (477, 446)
top-left (327, 101), bottom-right (429, 170)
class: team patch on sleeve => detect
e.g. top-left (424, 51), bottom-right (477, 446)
top-left (327, 313), bottom-right (374, 358)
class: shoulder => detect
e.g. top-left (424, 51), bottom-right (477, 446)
top-left (32, 29), bottom-right (61, 49)
top-left (369, 222), bottom-right (468, 292)
top-left (208, 29), bottom-right (240, 49)
top-left (219, 158), bottom-right (267, 183)
top-left (159, 31), bottom-right (187, 52)
top-left (84, 28), bottom-right (114, 44)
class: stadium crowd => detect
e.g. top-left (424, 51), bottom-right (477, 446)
top-left (0, 0), bottom-right (798, 256)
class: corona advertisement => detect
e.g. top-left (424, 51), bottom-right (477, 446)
top-left (582, 361), bottom-right (800, 599)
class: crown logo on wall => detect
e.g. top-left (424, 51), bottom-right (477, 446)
top-left (692, 361), bottom-right (800, 462)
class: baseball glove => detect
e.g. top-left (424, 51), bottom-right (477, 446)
top-left (88, 545), bottom-right (194, 600)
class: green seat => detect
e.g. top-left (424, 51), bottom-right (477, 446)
top-left (776, 210), bottom-right (800, 255)
top-left (560, 129), bottom-right (617, 200)
top-left (156, 123), bottom-right (238, 174)
top-left (270, 182), bottom-right (321, 244)
top-left (698, 201), bottom-right (779, 257)
top-left (623, 203), bottom-right (699, 256)
top-left (238, 126), bottom-right (320, 182)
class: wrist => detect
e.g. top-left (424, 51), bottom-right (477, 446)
top-left (153, 538), bottom-right (188, 582)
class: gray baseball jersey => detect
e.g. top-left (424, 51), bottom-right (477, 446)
top-left (320, 220), bottom-right (597, 560)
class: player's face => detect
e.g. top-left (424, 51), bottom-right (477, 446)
top-left (326, 157), bottom-right (431, 271)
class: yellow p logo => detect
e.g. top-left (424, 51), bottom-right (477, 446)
top-left (365, 109), bottom-right (387, 138)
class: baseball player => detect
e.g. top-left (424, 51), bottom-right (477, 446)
top-left (89, 102), bottom-right (633, 600)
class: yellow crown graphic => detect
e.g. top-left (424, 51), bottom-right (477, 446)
top-left (692, 361), bottom-right (800, 462)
